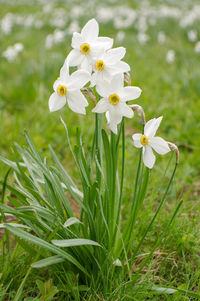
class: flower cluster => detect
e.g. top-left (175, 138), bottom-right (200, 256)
top-left (49, 18), bottom-right (172, 169)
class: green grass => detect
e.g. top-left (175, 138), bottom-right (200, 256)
top-left (0, 0), bottom-right (200, 299)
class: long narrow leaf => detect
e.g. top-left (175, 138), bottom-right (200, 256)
top-left (5, 225), bottom-right (89, 276)
top-left (52, 238), bottom-right (101, 248)
top-left (32, 255), bottom-right (65, 268)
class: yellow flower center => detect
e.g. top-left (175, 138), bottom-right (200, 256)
top-left (140, 135), bottom-right (149, 146)
top-left (109, 94), bottom-right (120, 105)
top-left (95, 60), bottom-right (105, 71)
top-left (80, 43), bottom-right (91, 54)
top-left (57, 85), bottom-right (67, 96)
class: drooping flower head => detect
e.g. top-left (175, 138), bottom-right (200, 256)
top-left (92, 74), bottom-right (141, 134)
top-left (132, 117), bottom-right (170, 168)
top-left (67, 19), bottom-right (113, 72)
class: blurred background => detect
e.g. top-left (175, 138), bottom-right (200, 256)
top-left (1, 0), bottom-right (200, 294)
top-left (0, 0), bottom-right (200, 191)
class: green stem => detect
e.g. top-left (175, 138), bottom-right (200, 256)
top-left (113, 119), bottom-right (125, 245)
top-left (133, 198), bottom-right (182, 278)
top-left (131, 162), bottom-right (178, 262)
top-left (95, 113), bottom-right (103, 188)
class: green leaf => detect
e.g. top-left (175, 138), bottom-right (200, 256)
top-left (52, 238), bottom-right (101, 248)
top-left (151, 286), bottom-right (177, 294)
top-left (0, 223), bottom-right (30, 229)
top-left (32, 255), bottom-right (64, 268)
top-left (5, 225), bottom-right (89, 276)
top-left (63, 217), bottom-right (82, 228)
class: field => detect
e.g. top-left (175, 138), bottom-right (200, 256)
top-left (0, 0), bottom-right (200, 299)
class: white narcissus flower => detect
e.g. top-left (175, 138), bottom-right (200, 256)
top-left (92, 75), bottom-right (141, 134)
top-left (90, 47), bottom-right (130, 87)
top-left (49, 69), bottom-right (90, 114)
top-left (132, 117), bottom-right (171, 169)
top-left (67, 18), bottom-right (113, 72)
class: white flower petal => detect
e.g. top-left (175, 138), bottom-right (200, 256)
top-left (67, 90), bottom-right (88, 114)
top-left (108, 74), bottom-right (124, 93)
top-left (49, 92), bottom-right (66, 112)
top-left (144, 116), bottom-right (163, 138)
top-left (68, 70), bottom-right (90, 90)
top-left (96, 81), bottom-right (113, 97)
top-left (116, 61), bottom-right (130, 72)
top-left (90, 72), bottom-right (97, 87)
top-left (106, 61), bottom-right (130, 75)
top-left (106, 111), bottom-right (110, 123)
top-left (143, 146), bottom-right (156, 169)
top-left (89, 43), bottom-right (106, 59)
top-left (104, 47), bottom-right (126, 64)
top-left (59, 62), bottom-right (70, 81)
top-left (132, 133), bottom-right (143, 148)
top-left (109, 104), bottom-right (123, 125)
top-left (79, 56), bottom-right (93, 73)
top-left (118, 102), bottom-right (134, 119)
top-left (67, 49), bottom-right (84, 67)
top-left (81, 19), bottom-right (99, 41)
top-left (106, 110), bottom-right (119, 134)
top-left (119, 86), bottom-right (142, 101)
top-left (53, 78), bottom-right (67, 92)
top-left (109, 121), bottom-right (118, 134)
top-left (71, 32), bottom-right (83, 49)
top-left (92, 98), bottom-right (109, 113)
top-left (97, 37), bottom-right (113, 49)
top-left (149, 137), bottom-right (170, 155)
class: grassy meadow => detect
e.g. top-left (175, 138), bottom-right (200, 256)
top-left (0, 0), bottom-right (200, 299)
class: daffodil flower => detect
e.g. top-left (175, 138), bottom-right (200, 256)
top-left (92, 75), bottom-right (141, 134)
top-left (90, 47), bottom-right (130, 87)
top-left (67, 18), bottom-right (113, 72)
top-left (132, 117), bottom-right (171, 169)
top-left (49, 69), bottom-right (90, 114)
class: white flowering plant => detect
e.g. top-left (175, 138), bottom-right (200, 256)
top-left (0, 19), bottom-right (181, 298)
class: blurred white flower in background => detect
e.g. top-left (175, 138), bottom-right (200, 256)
top-left (67, 20), bottom-right (80, 35)
top-left (180, 5), bottom-right (200, 28)
top-left (43, 3), bottom-right (54, 13)
top-left (166, 50), bottom-right (175, 64)
top-left (2, 43), bottom-right (24, 62)
top-left (45, 29), bottom-right (65, 49)
top-left (34, 20), bottom-right (43, 29)
top-left (194, 41), bottom-right (200, 53)
top-left (14, 43), bottom-right (24, 52)
top-left (116, 31), bottom-right (125, 42)
top-left (136, 16), bottom-right (148, 32)
top-left (137, 32), bottom-right (149, 44)
top-left (1, 13), bottom-right (13, 34)
top-left (50, 9), bottom-right (67, 28)
top-left (71, 6), bottom-right (85, 19)
top-left (157, 31), bottom-right (166, 44)
top-left (24, 15), bottom-right (34, 27)
top-left (187, 30), bottom-right (197, 42)
top-left (96, 7), bottom-right (114, 23)
top-left (113, 7), bottom-right (136, 29)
